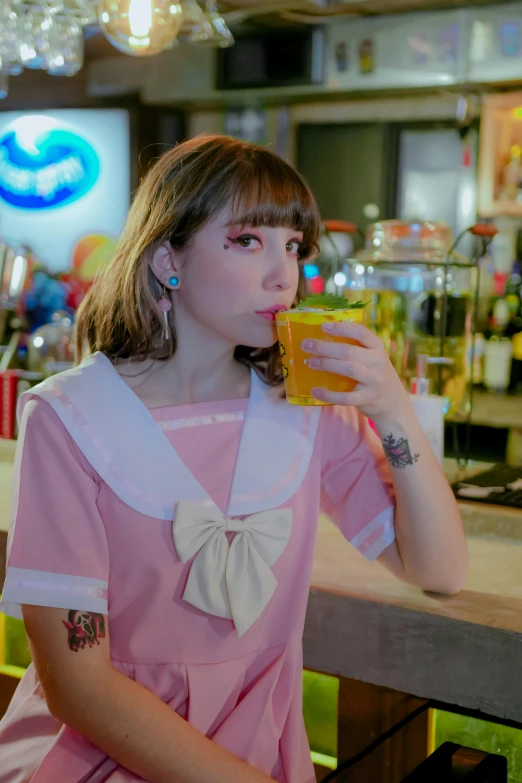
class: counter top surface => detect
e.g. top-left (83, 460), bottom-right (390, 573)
top-left (312, 514), bottom-right (522, 633)
top-left (305, 513), bottom-right (522, 723)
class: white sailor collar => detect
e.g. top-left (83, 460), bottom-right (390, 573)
top-left (19, 352), bottom-right (320, 520)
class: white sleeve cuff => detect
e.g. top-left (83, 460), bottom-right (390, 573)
top-left (350, 506), bottom-right (396, 562)
top-left (0, 567), bottom-right (108, 619)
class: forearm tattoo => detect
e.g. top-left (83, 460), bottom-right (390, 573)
top-left (62, 610), bottom-right (106, 652)
top-left (382, 433), bottom-right (420, 469)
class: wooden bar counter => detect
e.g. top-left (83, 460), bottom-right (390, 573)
top-left (305, 496), bottom-right (522, 780)
top-left (306, 511), bottom-right (522, 724)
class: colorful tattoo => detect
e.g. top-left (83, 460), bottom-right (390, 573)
top-left (62, 610), bottom-right (106, 652)
top-left (382, 433), bottom-right (419, 469)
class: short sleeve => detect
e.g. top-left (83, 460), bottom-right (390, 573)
top-left (319, 405), bottom-right (396, 561)
top-left (0, 396), bottom-right (109, 620)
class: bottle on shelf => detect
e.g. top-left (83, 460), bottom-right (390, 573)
top-left (484, 292), bottom-right (512, 393)
top-left (468, 332), bottom-right (485, 389)
top-left (502, 228), bottom-right (522, 394)
top-left (485, 295), bottom-right (510, 339)
top-left (501, 144), bottom-right (522, 202)
top-left (505, 230), bottom-right (522, 318)
top-left (507, 325), bottom-right (522, 394)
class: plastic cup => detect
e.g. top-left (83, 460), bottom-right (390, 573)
top-left (275, 307), bottom-right (365, 406)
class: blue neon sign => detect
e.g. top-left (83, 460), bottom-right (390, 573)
top-left (0, 122), bottom-right (100, 210)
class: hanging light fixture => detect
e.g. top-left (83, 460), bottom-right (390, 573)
top-left (178, 0), bottom-right (213, 43)
top-left (0, 2), bottom-right (23, 75)
top-left (18, 5), bottom-right (53, 70)
top-left (198, 0), bottom-right (233, 48)
top-left (99, 0), bottom-right (183, 56)
top-left (0, 0), bottom-right (235, 76)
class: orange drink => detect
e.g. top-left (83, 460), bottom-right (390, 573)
top-left (276, 303), bottom-right (366, 406)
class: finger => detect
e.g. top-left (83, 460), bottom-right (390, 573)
top-left (303, 339), bottom-right (375, 365)
top-left (308, 357), bottom-right (374, 385)
top-left (322, 321), bottom-right (381, 349)
top-left (311, 387), bottom-right (369, 406)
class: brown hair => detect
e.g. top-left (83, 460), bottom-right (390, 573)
top-left (75, 134), bottom-right (321, 387)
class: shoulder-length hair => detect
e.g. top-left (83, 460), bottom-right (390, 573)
top-left (75, 134), bottom-right (321, 387)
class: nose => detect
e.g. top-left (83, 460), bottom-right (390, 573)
top-left (264, 245), bottom-right (294, 291)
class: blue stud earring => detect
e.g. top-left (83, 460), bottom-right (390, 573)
top-left (169, 276), bottom-right (179, 288)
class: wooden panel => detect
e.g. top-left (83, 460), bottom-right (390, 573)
top-left (1, 69), bottom-right (92, 110)
top-left (296, 123), bottom-right (393, 229)
top-left (225, 0), bottom-right (510, 20)
top-left (0, 672), bottom-right (19, 719)
top-left (335, 678), bottom-right (429, 783)
top-left (304, 584), bottom-right (522, 725)
top-left (0, 531), bottom-right (6, 594)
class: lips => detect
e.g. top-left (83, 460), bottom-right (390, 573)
top-left (255, 305), bottom-right (288, 323)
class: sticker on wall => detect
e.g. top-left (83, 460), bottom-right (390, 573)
top-left (409, 32), bottom-right (431, 65)
top-left (335, 41), bottom-right (349, 72)
top-left (358, 39), bottom-right (374, 74)
top-left (469, 21), bottom-right (494, 63)
top-left (438, 24), bottom-right (459, 64)
top-left (499, 21), bottom-right (521, 58)
top-left (224, 108), bottom-right (266, 144)
top-left (0, 115), bottom-right (100, 211)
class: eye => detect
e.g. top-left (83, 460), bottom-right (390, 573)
top-left (286, 240), bottom-right (302, 255)
top-left (228, 233), bottom-right (262, 249)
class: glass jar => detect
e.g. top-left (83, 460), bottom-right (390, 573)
top-left (27, 311), bottom-right (74, 375)
top-left (344, 220), bottom-right (476, 417)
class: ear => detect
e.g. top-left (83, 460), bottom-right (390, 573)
top-left (150, 242), bottom-right (180, 286)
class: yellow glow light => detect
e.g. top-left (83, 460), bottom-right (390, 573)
top-left (128, 0), bottom-right (152, 38)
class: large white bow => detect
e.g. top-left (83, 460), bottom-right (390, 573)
top-left (173, 501), bottom-right (293, 637)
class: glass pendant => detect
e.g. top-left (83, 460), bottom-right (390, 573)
top-left (18, 7), bottom-right (53, 70)
top-left (99, 0), bottom-right (183, 57)
top-left (48, 13), bottom-right (83, 75)
top-left (0, 3), bottom-right (23, 75)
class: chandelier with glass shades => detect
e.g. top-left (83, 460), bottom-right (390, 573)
top-left (0, 0), bottom-right (234, 91)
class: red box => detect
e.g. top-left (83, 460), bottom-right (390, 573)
top-left (0, 371), bottom-right (39, 439)
top-left (0, 371), bottom-right (19, 439)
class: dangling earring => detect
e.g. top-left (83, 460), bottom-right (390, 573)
top-left (158, 286), bottom-right (172, 341)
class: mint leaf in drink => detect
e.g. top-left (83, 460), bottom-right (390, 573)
top-left (297, 294), bottom-right (368, 310)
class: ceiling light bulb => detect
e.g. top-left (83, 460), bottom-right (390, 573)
top-left (128, 0), bottom-right (153, 37)
top-left (99, 0), bottom-right (183, 56)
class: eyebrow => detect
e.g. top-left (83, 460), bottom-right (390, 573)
top-left (222, 220), bottom-right (303, 235)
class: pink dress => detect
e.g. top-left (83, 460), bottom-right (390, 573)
top-left (0, 353), bottom-right (395, 783)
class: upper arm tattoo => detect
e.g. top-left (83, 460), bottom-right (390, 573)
top-left (62, 610), bottom-right (106, 652)
top-left (382, 433), bottom-right (420, 469)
